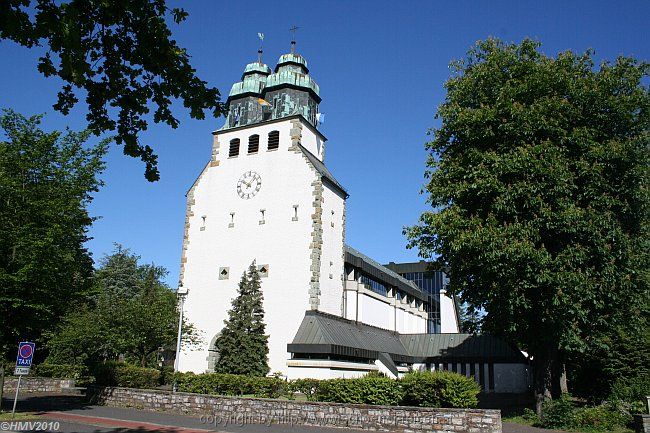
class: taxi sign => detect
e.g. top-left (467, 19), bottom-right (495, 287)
top-left (15, 341), bottom-right (35, 374)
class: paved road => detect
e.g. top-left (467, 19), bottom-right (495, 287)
top-left (2, 393), bottom-right (567, 433)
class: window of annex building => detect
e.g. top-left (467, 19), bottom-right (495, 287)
top-left (359, 273), bottom-right (388, 297)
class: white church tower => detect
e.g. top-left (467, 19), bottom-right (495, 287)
top-left (177, 41), bottom-right (347, 374)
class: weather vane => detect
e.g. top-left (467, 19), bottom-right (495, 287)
top-left (289, 26), bottom-right (300, 53)
top-left (257, 32), bottom-right (265, 63)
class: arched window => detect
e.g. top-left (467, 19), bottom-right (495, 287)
top-left (248, 134), bottom-right (259, 154)
top-left (206, 332), bottom-right (221, 371)
top-left (267, 130), bottom-right (279, 151)
top-left (229, 138), bottom-right (240, 157)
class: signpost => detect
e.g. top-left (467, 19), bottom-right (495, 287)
top-left (12, 342), bottom-right (35, 419)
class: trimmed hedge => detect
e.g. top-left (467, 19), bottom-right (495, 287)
top-left (86, 367), bottom-right (480, 409)
top-left (401, 370), bottom-right (480, 408)
top-left (316, 374), bottom-right (404, 406)
top-left (94, 362), bottom-right (160, 389)
top-left (288, 378), bottom-right (321, 401)
top-left (175, 370), bottom-right (479, 408)
top-left (34, 363), bottom-right (88, 380)
top-left (174, 372), bottom-right (287, 398)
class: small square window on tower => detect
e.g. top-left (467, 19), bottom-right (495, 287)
top-left (257, 264), bottom-right (269, 278)
top-left (219, 267), bottom-right (229, 280)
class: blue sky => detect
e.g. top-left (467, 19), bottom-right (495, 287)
top-left (1, 0), bottom-right (648, 286)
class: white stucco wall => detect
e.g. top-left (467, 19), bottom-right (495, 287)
top-left (359, 293), bottom-right (392, 330)
top-left (341, 288), bottom-right (427, 333)
top-left (440, 289), bottom-right (460, 333)
top-left (286, 365), bottom-right (372, 380)
top-left (178, 118), bottom-right (345, 375)
top-left (317, 184), bottom-right (346, 316)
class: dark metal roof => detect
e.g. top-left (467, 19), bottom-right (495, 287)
top-left (288, 310), bottom-right (410, 362)
top-left (399, 333), bottom-right (527, 363)
top-left (384, 261), bottom-right (451, 275)
top-left (298, 145), bottom-right (348, 198)
top-left (345, 246), bottom-right (427, 302)
top-left (385, 261), bottom-right (435, 274)
top-left (288, 311), bottom-right (527, 364)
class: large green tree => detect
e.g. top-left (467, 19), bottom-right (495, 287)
top-left (406, 39), bottom-right (649, 412)
top-left (214, 261), bottom-right (270, 376)
top-left (46, 246), bottom-right (199, 367)
top-left (0, 110), bottom-right (107, 360)
top-left (0, 0), bottom-right (225, 180)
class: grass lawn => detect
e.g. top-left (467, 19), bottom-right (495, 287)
top-left (0, 411), bottom-right (39, 421)
top-left (502, 414), bottom-right (634, 433)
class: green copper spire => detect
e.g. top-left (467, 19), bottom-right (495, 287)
top-left (222, 36), bottom-right (321, 130)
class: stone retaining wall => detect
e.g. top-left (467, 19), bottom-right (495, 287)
top-left (89, 386), bottom-right (502, 433)
top-left (3, 377), bottom-right (75, 393)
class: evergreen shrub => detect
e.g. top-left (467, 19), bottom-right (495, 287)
top-left (572, 404), bottom-right (630, 432)
top-left (538, 395), bottom-right (631, 431)
top-left (401, 370), bottom-right (480, 408)
top-left (288, 378), bottom-right (321, 401)
top-left (539, 394), bottom-right (575, 429)
top-left (173, 371), bottom-right (480, 408)
top-left (3, 362), bottom-right (17, 375)
top-left (94, 361), bottom-right (160, 389)
top-left (609, 375), bottom-right (650, 415)
top-left (316, 374), bottom-right (403, 406)
top-left (35, 363), bottom-right (88, 380)
top-left (158, 365), bottom-right (175, 386)
top-left (174, 372), bottom-right (287, 398)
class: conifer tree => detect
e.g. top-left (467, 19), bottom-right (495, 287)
top-left (214, 261), bottom-right (270, 376)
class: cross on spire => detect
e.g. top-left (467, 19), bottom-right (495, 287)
top-left (289, 25), bottom-right (300, 53)
top-left (257, 32), bottom-right (265, 63)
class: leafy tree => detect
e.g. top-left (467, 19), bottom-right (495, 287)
top-left (567, 300), bottom-right (649, 400)
top-left (214, 261), bottom-right (270, 376)
top-left (459, 302), bottom-right (482, 334)
top-left (406, 39), bottom-right (649, 413)
top-left (46, 246), bottom-right (199, 368)
top-left (0, 110), bottom-right (107, 361)
top-left (0, 0), bottom-right (225, 181)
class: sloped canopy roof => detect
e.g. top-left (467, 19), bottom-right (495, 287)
top-left (288, 311), bottom-right (527, 364)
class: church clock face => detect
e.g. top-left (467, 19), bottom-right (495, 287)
top-left (237, 171), bottom-right (262, 199)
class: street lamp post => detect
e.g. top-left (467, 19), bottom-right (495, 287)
top-left (173, 285), bottom-right (188, 392)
